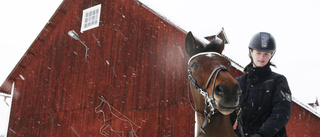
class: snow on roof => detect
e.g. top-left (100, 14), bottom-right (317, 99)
top-left (292, 97), bottom-right (320, 118)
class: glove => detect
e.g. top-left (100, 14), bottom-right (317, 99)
top-left (251, 134), bottom-right (263, 137)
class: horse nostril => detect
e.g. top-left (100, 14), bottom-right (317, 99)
top-left (215, 84), bottom-right (224, 96)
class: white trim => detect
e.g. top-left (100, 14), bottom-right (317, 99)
top-left (3, 82), bottom-right (14, 137)
top-left (0, 93), bottom-right (10, 97)
top-left (194, 112), bottom-right (198, 137)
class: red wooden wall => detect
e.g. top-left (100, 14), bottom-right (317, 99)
top-left (286, 101), bottom-right (320, 136)
top-left (1, 0), bottom-right (319, 136)
top-left (2, 0), bottom-right (207, 136)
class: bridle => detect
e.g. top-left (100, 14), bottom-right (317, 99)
top-left (187, 52), bottom-right (230, 136)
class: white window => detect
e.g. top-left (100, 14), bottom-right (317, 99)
top-left (80, 4), bottom-right (101, 33)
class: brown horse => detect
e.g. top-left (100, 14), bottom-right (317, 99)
top-left (185, 32), bottom-right (241, 137)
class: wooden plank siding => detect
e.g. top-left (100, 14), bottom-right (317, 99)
top-left (1, 0), bottom-right (220, 136)
top-left (286, 101), bottom-right (320, 136)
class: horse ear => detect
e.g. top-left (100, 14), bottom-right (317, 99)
top-left (185, 31), bottom-right (205, 57)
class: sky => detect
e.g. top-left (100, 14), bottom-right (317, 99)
top-left (1, 0), bottom-right (320, 135)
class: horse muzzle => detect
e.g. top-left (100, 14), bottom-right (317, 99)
top-left (213, 84), bottom-right (241, 115)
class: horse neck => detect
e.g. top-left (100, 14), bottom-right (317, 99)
top-left (195, 112), bottom-right (236, 137)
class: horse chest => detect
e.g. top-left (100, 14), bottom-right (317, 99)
top-left (195, 113), bottom-right (236, 137)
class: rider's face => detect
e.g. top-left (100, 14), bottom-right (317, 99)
top-left (251, 49), bottom-right (273, 67)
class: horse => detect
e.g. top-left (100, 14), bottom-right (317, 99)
top-left (95, 96), bottom-right (140, 137)
top-left (185, 32), bottom-right (241, 137)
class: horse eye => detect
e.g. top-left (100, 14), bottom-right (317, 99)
top-left (191, 62), bottom-right (199, 69)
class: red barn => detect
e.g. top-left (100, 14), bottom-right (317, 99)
top-left (0, 0), bottom-right (319, 136)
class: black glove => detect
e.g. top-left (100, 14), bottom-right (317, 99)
top-left (251, 134), bottom-right (263, 137)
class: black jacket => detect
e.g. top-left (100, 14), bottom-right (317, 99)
top-left (231, 64), bottom-right (292, 137)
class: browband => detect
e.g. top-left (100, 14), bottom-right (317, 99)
top-left (188, 52), bottom-right (221, 65)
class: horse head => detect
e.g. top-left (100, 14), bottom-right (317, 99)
top-left (185, 31), bottom-right (241, 115)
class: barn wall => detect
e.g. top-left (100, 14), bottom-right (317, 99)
top-left (3, 0), bottom-right (245, 136)
top-left (7, 0), bottom-right (193, 136)
top-left (286, 102), bottom-right (320, 136)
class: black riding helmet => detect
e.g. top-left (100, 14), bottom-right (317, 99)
top-left (249, 32), bottom-right (276, 53)
top-left (245, 32), bottom-right (277, 70)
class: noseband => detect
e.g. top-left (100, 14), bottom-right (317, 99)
top-left (187, 52), bottom-right (230, 136)
top-left (188, 65), bottom-right (229, 113)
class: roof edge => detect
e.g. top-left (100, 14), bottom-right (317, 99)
top-left (292, 97), bottom-right (320, 119)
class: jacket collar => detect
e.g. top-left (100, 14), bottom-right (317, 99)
top-left (247, 64), bottom-right (272, 83)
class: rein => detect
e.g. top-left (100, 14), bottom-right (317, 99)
top-left (187, 52), bottom-right (230, 136)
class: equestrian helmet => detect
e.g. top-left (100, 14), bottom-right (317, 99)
top-left (249, 32), bottom-right (276, 52)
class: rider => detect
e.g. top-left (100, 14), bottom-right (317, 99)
top-left (230, 32), bottom-right (292, 137)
